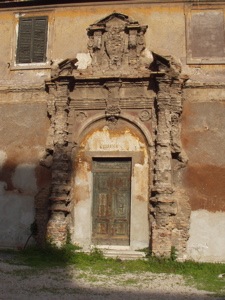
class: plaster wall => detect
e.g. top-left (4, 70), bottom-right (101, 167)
top-left (182, 89), bottom-right (225, 213)
top-left (0, 1), bottom-right (225, 260)
top-left (0, 168), bottom-right (35, 248)
top-left (187, 210), bottom-right (225, 262)
top-left (181, 88), bottom-right (225, 261)
top-left (72, 122), bottom-right (149, 251)
top-left (0, 100), bottom-right (51, 248)
top-left (0, 2), bottom-right (225, 85)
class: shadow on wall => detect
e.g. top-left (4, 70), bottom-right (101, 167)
top-left (0, 160), bottom-right (51, 249)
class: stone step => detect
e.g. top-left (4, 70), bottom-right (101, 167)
top-left (101, 249), bottom-right (146, 260)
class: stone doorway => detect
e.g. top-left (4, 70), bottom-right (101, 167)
top-left (92, 158), bottom-right (131, 246)
top-left (43, 12), bottom-right (190, 258)
top-left (71, 120), bottom-right (150, 251)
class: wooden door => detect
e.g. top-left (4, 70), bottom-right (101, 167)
top-left (92, 158), bottom-right (131, 245)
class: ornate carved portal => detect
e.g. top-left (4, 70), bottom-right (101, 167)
top-left (40, 13), bottom-right (190, 259)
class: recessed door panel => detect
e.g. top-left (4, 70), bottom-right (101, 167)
top-left (92, 158), bottom-right (131, 245)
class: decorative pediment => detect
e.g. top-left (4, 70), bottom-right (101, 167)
top-left (87, 12), bottom-right (148, 74)
top-left (88, 12), bottom-right (134, 27)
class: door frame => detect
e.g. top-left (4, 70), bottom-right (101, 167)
top-left (92, 157), bottom-right (132, 246)
top-left (72, 148), bottom-right (149, 251)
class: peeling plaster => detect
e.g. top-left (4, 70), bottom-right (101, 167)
top-left (75, 53), bottom-right (92, 70)
top-left (83, 127), bottom-right (145, 152)
top-left (73, 126), bottom-right (149, 250)
top-left (187, 210), bottom-right (225, 262)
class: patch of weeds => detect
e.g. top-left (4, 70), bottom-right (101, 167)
top-left (18, 243), bottom-right (79, 268)
top-left (170, 246), bottom-right (178, 261)
top-left (122, 278), bottom-right (139, 286)
top-left (0, 248), bottom-right (21, 264)
top-left (146, 256), bottom-right (225, 295)
top-left (137, 247), bottom-right (152, 258)
top-left (90, 247), bottom-right (104, 260)
top-left (77, 272), bottom-right (89, 280)
top-left (3, 245), bottom-right (225, 296)
top-left (86, 275), bottom-right (100, 283)
top-left (76, 272), bottom-right (100, 283)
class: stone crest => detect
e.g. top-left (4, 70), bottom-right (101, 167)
top-left (87, 12), bottom-right (148, 73)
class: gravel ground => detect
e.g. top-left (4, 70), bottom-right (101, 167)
top-left (0, 253), bottom-right (224, 300)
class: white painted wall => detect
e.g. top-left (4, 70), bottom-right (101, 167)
top-left (0, 163), bottom-right (37, 248)
top-left (187, 210), bottom-right (225, 262)
top-left (0, 182), bottom-right (35, 248)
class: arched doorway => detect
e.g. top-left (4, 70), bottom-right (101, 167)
top-left (72, 119), bottom-right (150, 251)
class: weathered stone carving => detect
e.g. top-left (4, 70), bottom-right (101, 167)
top-left (87, 12), bottom-right (148, 74)
top-left (139, 109), bottom-right (151, 122)
top-left (40, 13), bottom-right (190, 259)
top-left (149, 56), bottom-right (190, 258)
top-left (105, 105), bottom-right (121, 123)
top-left (76, 111), bottom-right (87, 122)
top-left (51, 58), bottom-right (78, 81)
top-left (104, 81), bottom-right (121, 123)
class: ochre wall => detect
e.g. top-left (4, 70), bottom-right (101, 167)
top-left (182, 91), bottom-right (225, 212)
top-left (0, 3), bottom-right (225, 84)
top-left (0, 1), bottom-right (225, 260)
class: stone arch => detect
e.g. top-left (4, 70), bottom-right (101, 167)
top-left (74, 112), bottom-right (154, 148)
top-left (71, 117), bottom-right (151, 251)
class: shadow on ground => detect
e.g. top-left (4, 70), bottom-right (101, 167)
top-left (0, 252), bottom-right (223, 300)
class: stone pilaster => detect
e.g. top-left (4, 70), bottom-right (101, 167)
top-left (151, 79), bottom-right (176, 257)
top-left (150, 76), bottom-right (190, 259)
top-left (45, 79), bottom-right (73, 247)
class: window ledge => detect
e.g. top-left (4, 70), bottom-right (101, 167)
top-left (187, 58), bottom-right (225, 65)
top-left (10, 62), bottom-right (52, 71)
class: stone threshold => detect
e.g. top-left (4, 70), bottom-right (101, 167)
top-left (91, 245), bottom-right (147, 260)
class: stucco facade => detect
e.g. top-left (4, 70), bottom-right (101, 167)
top-left (0, 0), bottom-right (225, 262)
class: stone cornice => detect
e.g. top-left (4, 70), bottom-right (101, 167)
top-left (1, 0), bottom-right (225, 10)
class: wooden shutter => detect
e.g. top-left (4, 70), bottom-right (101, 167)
top-left (16, 18), bottom-right (33, 63)
top-left (16, 16), bottom-right (48, 64)
top-left (32, 17), bottom-right (48, 63)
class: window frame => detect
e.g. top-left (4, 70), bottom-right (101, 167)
top-left (11, 10), bottom-right (54, 70)
top-left (16, 16), bottom-right (48, 64)
top-left (186, 5), bottom-right (225, 65)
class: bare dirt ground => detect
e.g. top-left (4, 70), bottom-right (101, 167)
top-left (0, 252), bottom-right (224, 300)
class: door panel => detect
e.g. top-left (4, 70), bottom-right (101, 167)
top-left (92, 159), bottom-right (131, 245)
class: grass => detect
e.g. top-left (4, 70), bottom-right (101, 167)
top-left (1, 244), bottom-right (225, 296)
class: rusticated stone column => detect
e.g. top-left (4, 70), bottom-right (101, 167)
top-left (45, 79), bottom-right (72, 247)
top-left (151, 79), bottom-right (177, 257)
top-left (150, 76), bottom-right (190, 259)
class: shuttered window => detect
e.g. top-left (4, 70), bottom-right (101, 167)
top-left (16, 17), bottom-right (48, 64)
